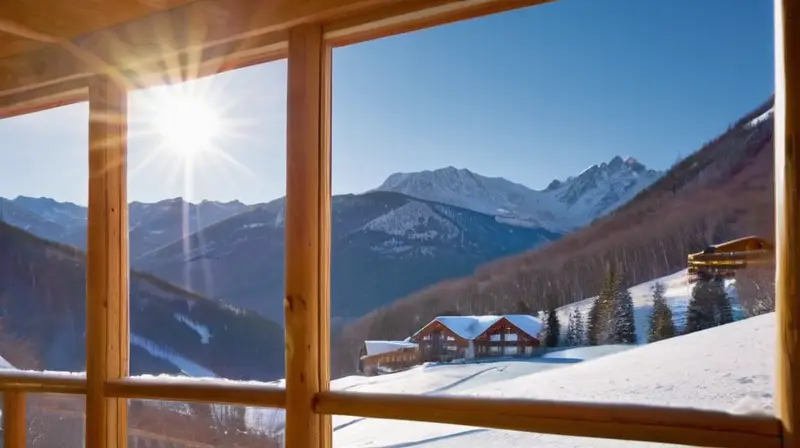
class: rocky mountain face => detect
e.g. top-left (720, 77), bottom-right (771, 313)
top-left (375, 156), bottom-right (662, 232)
top-left (0, 221), bottom-right (284, 380)
top-left (3, 155), bottom-right (661, 327)
top-left (132, 191), bottom-right (561, 323)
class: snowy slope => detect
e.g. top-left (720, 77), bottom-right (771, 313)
top-left (9, 288), bottom-right (772, 447)
top-left (230, 310), bottom-right (773, 446)
top-left (556, 268), bottom-right (742, 344)
top-left (328, 313), bottom-right (774, 447)
top-left (374, 156), bottom-right (662, 232)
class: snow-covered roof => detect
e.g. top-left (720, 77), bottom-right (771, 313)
top-left (363, 340), bottom-right (418, 357)
top-left (504, 314), bottom-right (545, 338)
top-left (415, 315), bottom-right (543, 341)
top-left (0, 353), bottom-right (15, 370)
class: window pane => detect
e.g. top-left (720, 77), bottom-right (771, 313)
top-left (329, 1), bottom-right (775, 446)
top-left (126, 59), bottom-right (287, 382)
top-left (129, 399), bottom-right (284, 447)
top-left (0, 103), bottom-right (89, 375)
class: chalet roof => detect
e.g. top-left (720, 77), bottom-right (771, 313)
top-left (363, 340), bottom-right (418, 357)
top-left (416, 315), bottom-right (543, 341)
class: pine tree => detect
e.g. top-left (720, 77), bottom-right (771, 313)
top-left (565, 307), bottom-right (584, 346)
top-left (611, 283), bottom-right (637, 344)
top-left (573, 307), bottom-right (584, 346)
top-left (586, 296), bottom-right (602, 345)
top-left (715, 283), bottom-right (734, 325)
top-left (685, 276), bottom-right (730, 334)
top-left (647, 281), bottom-right (676, 343)
top-left (565, 309), bottom-right (577, 346)
top-left (598, 267), bottom-right (620, 344)
top-left (544, 308), bottom-right (561, 347)
top-left (588, 267), bottom-right (619, 345)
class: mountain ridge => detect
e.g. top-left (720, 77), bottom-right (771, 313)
top-left (374, 155), bottom-right (663, 232)
top-left (132, 190), bottom-right (561, 323)
top-left (331, 96), bottom-right (775, 376)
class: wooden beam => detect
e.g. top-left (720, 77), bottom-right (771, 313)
top-left (3, 391), bottom-right (27, 448)
top-left (315, 391), bottom-right (782, 448)
top-left (324, 0), bottom-right (551, 46)
top-left (105, 378), bottom-right (286, 408)
top-left (776, 0), bottom-right (800, 446)
top-left (0, 370), bottom-right (87, 394)
top-left (0, 0), bottom-right (540, 118)
top-left (85, 74), bottom-right (130, 448)
top-left (319, 19), bottom-right (334, 448)
top-left (284, 23), bottom-right (332, 448)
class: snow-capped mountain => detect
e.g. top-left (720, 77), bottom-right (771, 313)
top-left (375, 156), bottom-right (663, 232)
top-left (133, 191), bottom-right (560, 322)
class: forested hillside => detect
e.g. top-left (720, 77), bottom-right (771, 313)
top-left (332, 97), bottom-right (775, 376)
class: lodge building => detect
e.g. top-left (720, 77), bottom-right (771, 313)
top-left (410, 315), bottom-right (544, 362)
top-left (359, 314), bottom-right (544, 375)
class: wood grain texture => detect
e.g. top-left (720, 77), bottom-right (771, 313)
top-left (0, 0), bottom-right (539, 117)
top-left (776, 0), bottom-right (800, 446)
top-left (0, 0), bottom-right (195, 58)
top-left (105, 377), bottom-right (286, 408)
top-left (3, 392), bottom-right (26, 448)
top-left (284, 22), bottom-right (332, 448)
top-left (316, 391), bottom-right (782, 448)
top-left (0, 370), bottom-right (87, 394)
top-left (85, 75), bottom-right (129, 448)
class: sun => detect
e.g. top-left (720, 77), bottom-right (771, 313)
top-left (154, 91), bottom-right (221, 157)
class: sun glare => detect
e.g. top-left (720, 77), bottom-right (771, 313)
top-left (154, 92), bottom-right (221, 156)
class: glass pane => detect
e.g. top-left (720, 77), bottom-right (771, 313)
top-left (0, 104), bottom-right (89, 376)
top-left (125, 59), bottom-right (287, 382)
top-left (328, 1), bottom-right (776, 446)
top-left (128, 399), bottom-right (284, 447)
top-left (27, 394), bottom-right (86, 447)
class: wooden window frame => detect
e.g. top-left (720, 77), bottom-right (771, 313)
top-left (0, 0), bottom-right (795, 447)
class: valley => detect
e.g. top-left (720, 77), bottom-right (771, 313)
top-left (1, 151), bottom-right (653, 324)
top-left (0, 96), bottom-right (775, 403)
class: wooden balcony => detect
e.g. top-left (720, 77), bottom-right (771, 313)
top-left (0, 0), bottom-right (797, 447)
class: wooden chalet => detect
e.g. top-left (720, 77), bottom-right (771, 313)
top-left (410, 315), bottom-right (543, 362)
top-left (687, 236), bottom-right (775, 283)
top-left (0, 0), bottom-right (797, 447)
top-left (358, 340), bottom-right (419, 376)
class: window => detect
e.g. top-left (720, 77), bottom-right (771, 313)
top-left (0, 2), bottom-right (792, 448)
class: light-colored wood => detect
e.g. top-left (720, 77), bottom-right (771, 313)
top-left (284, 22), bottom-right (332, 448)
top-left (0, 0), bottom-right (539, 118)
top-left (105, 378), bottom-right (286, 408)
top-left (324, 0), bottom-right (550, 46)
top-left (0, 1), bottom-right (794, 448)
top-left (85, 74), bottom-right (130, 448)
top-left (3, 391), bottom-right (27, 448)
top-left (318, 19), bottom-right (334, 448)
top-left (0, 0), bottom-right (196, 58)
top-left (315, 391), bottom-right (782, 448)
top-left (0, 370), bottom-right (87, 394)
top-left (776, 0), bottom-right (800, 446)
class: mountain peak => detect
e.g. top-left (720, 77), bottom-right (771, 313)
top-left (375, 157), bottom-right (662, 232)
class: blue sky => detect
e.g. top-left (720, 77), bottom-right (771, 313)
top-left (0, 0), bottom-right (774, 205)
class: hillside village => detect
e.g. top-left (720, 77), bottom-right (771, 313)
top-left (357, 249), bottom-right (761, 377)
